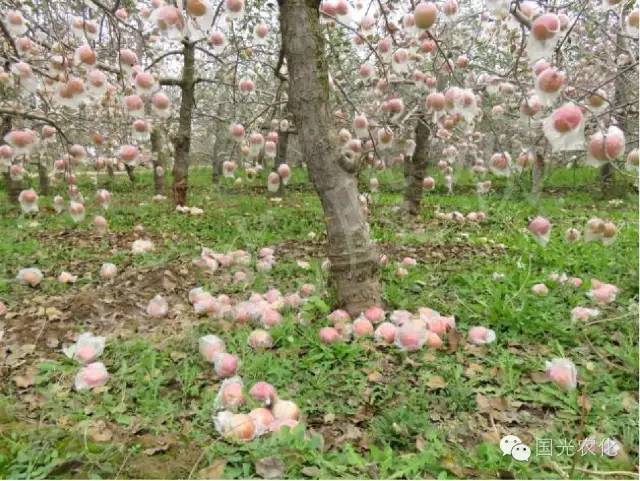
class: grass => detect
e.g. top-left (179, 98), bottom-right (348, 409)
top-left (0, 165), bottom-right (638, 479)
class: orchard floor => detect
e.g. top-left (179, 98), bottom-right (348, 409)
top-left (0, 166), bottom-right (638, 479)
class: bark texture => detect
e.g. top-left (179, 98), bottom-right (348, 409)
top-left (403, 115), bottom-right (430, 215)
top-left (532, 150), bottom-right (545, 195)
top-left (172, 41), bottom-right (195, 206)
top-left (211, 131), bottom-right (222, 183)
top-left (274, 128), bottom-right (289, 196)
top-left (124, 163), bottom-right (136, 183)
top-left (600, 32), bottom-right (629, 189)
top-left (150, 125), bottom-right (167, 195)
top-left (37, 155), bottom-right (50, 195)
top-left (1, 114), bottom-right (22, 204)
top-left (279, 0), bottom-right (381, 314)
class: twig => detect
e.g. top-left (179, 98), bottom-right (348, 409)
top-left (187, 449), bottom-right (207, 479)
top-left (115, 451), bottom-right (131, 480)
top-left (574, 468), bottom-right (639, 478)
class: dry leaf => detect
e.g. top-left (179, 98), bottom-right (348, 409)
top-left (140, 434), bottom-right (175, 456)
top-left (415, 436), bottom-right (426, 452)
top-left (255, 457), bottom-right (285, 479)
top-left (162, 271), bottom-right (177, 291)
top-left (422, 351), bottom-right (437, 362)
top-left (476, 393), bottom-right (491, 412)
top-left (336, 424), bottom-right (362, 444)
top-left (620, 392), bottom-right (637, 412)
top-left (447, 328), bottom-right (462, 353)
top-left (426, 375), bottom-right (447, 389)
top-left (301, 466), bottom-right (320, 478)
top-left (45, 307), bottom-right (63, 320)
top-left (367, 371), bottom-right (383, 383)
top-left (143, 444), bottom-right (171, 456)
top-left (481, 430), bottom-right (501, 444)
top-left (530, 371), bottom-right (548, 383)
top-left (464, 363), bottom-right (483, 378)
top-left (88, 424), bottom-right (113, 443)
top-left (20, 344), bottom-right (36, 355)
top-left (13, 370), bottom-right (35, 388)
top-left (198, 459), bottom-right (227, 479)
top-left (170, 351), bottom-right (187, 362)
top-left (578, 393), bottom-right (592, 413)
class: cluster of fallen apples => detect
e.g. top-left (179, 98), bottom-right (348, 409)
top-left (199, 333), bottom-right (301, 442)
top-left (5, 210), bottom-right (625, 443)
top-left (317, 306), bottom-right (496, 349)
top-left (435, 210), bottom-right (488, 223)
top-left (528, 215), bottom-right (618, 247)
top-left (525, 216), bottom-right (622, 390)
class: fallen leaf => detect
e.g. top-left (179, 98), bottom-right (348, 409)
top-left (367, 371), bottom-right (383, 383)
top-left (422, 351), bottom-right (437, 362)
top-left (162, 271), bottom-right (177, 291)
top-left (13, 370), bottom-right (35, 388)
top-left (463, 362), bottom-right (483, 378)
top-left (198, 459), bottom-right (227, 479)
top-left (578, 393), bottom-right (592, 413)
top-left (20, 344), bottom-right (36, 355)
top-left (170, 351), bottom-right (187, 362)
top-left (476, 393), bottom-right (491, 412)
top-left (481, 430), bottom-right (501, 444)
top-left (416, 436), bottom-right (426, 452)
top-left (139, 434), bottom-right (175, 456)
top-left (530, 371), bottom-right (548, 383)
top-left (45, 307), bottom-right (63, 320)
top-left (447, 328), bottom-right (462, 353)
top-left (336, 424), bottom-right (362, 444)
top-left (255, 457), bottom-right (285, 479)
top-left (620, 392), bottom-right (637, 412)
top-left (426, 375), bottom-right (447, 389)
top-left (88, 423), bottom-right (113, 443)
top-left (301, 466), bottom-right (320, 478)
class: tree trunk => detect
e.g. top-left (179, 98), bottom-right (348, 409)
top-left (403, 115), bottom-right (430, 215)
top-left (279, 0), bottom-right (381, 314)
top-left (37, 155), bottom-right (50, 195)
top-left (124, 163), bottom-right (136, 183)
top-left (1, 115), bottom-right (21, 204)
top-left (172, 41), bottom-right (196, 206)
top-left (274, 128), bottom-right (289, 196)
top-left (600, 32), bottom-right (629, 189)
top-left (532, 151), bottom-right (545, 195)
top-left (210, 120), bottom-right (223, 184)
top-left (150, 125), bottom-right (167, 195)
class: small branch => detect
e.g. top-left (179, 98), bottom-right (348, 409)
top-left (145, 50), bottom-right (184, 71)
top-left (0, 17), bottom-right (19, 57)
top-left (0, 108), bottom-right (69, 144)
top-left (574, 468), bottom-right (638, 478)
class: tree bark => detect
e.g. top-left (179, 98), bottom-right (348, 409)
top-left (274, 128), bottom-right (289, 196)
top-left (600, 32), bottom-right (629, 189)
top-left (124, 163), bottom-right (136, 183)
top-left (403, 115), bottom-right (430, 215)
top-left (1, 114), bottom-right (22, 204)
top-left (150, 125), bottom-right (167, 195)
top-left (37, 155), bottom-right (50, 195)
top-left (279, 0), bottom-right (381, 314)
top-left (172, 41), bottom-right (196, 206)
top-left (532, 150), bottom-right (545, 195)
top-left (211, 135), bottom-right (221, 183)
